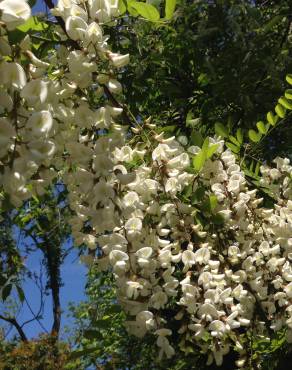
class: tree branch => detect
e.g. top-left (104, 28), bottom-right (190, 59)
top-left (0, 314), bottom-right (28, 342)
top-left (43, 236), bottom-right (62, 337)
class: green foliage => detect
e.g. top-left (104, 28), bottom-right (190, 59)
top-left (0, 334), bottom-right (82, 370)
top-left (130, 2), bottom-right (160, 21)
top-left (165, 0), bottom-right (176, 20)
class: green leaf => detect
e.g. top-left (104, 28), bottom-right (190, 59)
top-left (93, 317), bottom-right (111, 329)
top-left (260, 15), bottom-right (283, 33)
top-left (192, 137), bottom-right (209, 171)
top-left (207, 144), bottom-right (219, 158)
top-left (215, 122), bottom-right (228, 138)
top-left (267, 111), bottom-right (278, 126)
top-left (236, 128), bottom-right (243, 144)
top-left (186, 112), bottom-right (201, 127)
top-left (190, 130), bottom-right (203, 147)
top-left (118, 0), bottom-right (127, 14)
top-left (256, 121), bottom-right (267, 134)
top-left (209, 194), bottom-right (218, 212)
top-left (106, 304), bottom-right (122, 314)
top-left (127, 0), bottom-right (139, 16)
top-left (83, 330), bottom-right (103, 340)
top-left (17, 16), bottom-right (48, 32)
top-left (192, 151), bottom-right (205, 172)
top-left (211, 213), bottom-right (225, 225)
top-left (16, 285), bottom-right (25, 303)
top-left (202, 137), bottom-right (209, 152)
top-left (8, 29), bottom-right (26, 44)
top-left (285, 89), bottom-right (292, 100)
top-left (191, 187), bottom-right (205, 204)
top-left (69, 347), bottom-right (100, 360)
top-left (278, 96), bottom-right (292, 110)
top-left (226, 142), bottom-right (240, 153)
top-left (255, 161), bottom-right (261, 177)
top-left (248, 129), bottom-right (262, 143)
top-left (2, 284), bottom-right (12, 301)
top-left (131, 2), bottom-right (160, 21)
top-left (275, 104), bottom-right (286, 118)
top-left (286, 74), bottom-right (292, 85)
top-left (228, 135), bottom-right (240, 147)
top-left (165, 0), bottom-right (176, 20)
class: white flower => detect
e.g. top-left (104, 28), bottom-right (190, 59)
top-left (0, 117), bottom-right (15, 151)
top-left (28, 139), bottom-right (56, 161)
top-left (21, 79), bottom-right (48, 105)
top-left (209, 320), bottom-right (226, 337)
top-left (285, 282), bottom-right (292, 298)
top-left (125, 217), bottom-right (142, 235)
top-left (151, 291), bottom-right (168, 309)
top-left (136, 247), bottom-right (152, 259)
top-left (0, 90), bottom-right (13, 113)
top-left (123, 191), bottom-right (140, 207)
top-left (0, 62), bottom-right (26, 89)
top-left (65, 16), bottom-right (87, 41)
top-left (136, 311), bottom-right (155, 330)
top-left (194, 247), bottom-right (210, 265)
top-left (107, 78), bottom-right (122, 94)
top-left (93, 179), bottom-right (115, 205)
top-left (0, 0), bottom-right (31, 30)
top-left (26, 111), bottom-right (53, 137)
top-left (85, 22), bottom-right (103, 45)
top-left (182, 250), bottom-right (196, 270)
top-left (108, 52), bottom-right (130, 68)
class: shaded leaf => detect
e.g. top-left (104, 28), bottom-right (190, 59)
top-left (2, 284), bottom-right (12, 301)
top-left (215, 122), bottom-right (228, 138)
top-left (236, 128), bottom-right (243, 144)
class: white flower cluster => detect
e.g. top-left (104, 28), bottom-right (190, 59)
top-left (0, 0), bottom-right (128, 207)
top-left (1, 0), bottom-right (292, 367)
top-left (91, 133), bottom-right (292, 366)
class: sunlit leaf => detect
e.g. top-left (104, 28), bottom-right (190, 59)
top-left (226, 142), bottom-right (240, 153)
top-left (286, 74), bottom-right (292, 85)
top-left (248, 129), bottom-right (262, 143)
top-left (275, 104), bottom-right (286, 118)
top-left (165, 0), bottom-right (176, 20)
top-left (256, 121), bottom-right (267, 134)
top-left (131, 2), bottom-right (160, 21)
top-left (267, 111), bottom-right (278, 126)
top-left (278, 96), bottom-right (292, 110)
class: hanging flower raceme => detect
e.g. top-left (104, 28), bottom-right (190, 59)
top-left (92, 132), bottom-right (292, 366)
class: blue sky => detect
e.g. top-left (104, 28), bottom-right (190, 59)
top-left (2, 232), bottom-right (88, 341)
top-left (33, 0), bottom-right (52, 13)
top-left (18, 240), bottom-right (87, 340)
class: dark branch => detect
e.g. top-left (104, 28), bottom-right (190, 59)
top-left (102, 84), bottom-right (134, 126)
top-left (43, 236), bottom-right (62, 337)
top-left (0, 314), bottom-right (28, 342)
